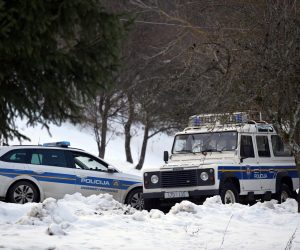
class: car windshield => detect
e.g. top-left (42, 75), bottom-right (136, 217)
top-left (172, 131), bottom-right (237, 154)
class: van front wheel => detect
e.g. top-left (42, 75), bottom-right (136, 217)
top-left (144, 198), bottom-right (160, 211)
top-left (220, 182), bottom-right (239, 204)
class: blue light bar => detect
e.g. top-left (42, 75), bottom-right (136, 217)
top-left (194, 116), bottom-right (201, 126)
top-left (235, 113), bottom-right (242, 123)
top-left (188, 112), bottom-right (251, 127)
top-left (43, 141), bottom-right (71, 147)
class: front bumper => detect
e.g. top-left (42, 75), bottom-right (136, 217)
top-left (142, 189), bottom-right (219, 199)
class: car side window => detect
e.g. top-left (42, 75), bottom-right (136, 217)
top-left (256, 136), bottom-right (271, 157)
top-left (0, 149), bottom-right (31, 163)
top-left (72, 153), bottom-right (108, 172)
top-left (240, 135), bottom-right (255, 158)
top-left (31, 153), bottom-right (43, 165)
top-left (31, 149), bottom-right (68, 168)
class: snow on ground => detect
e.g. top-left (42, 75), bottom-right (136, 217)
top-left (0, 194), bottom-right (299, 250)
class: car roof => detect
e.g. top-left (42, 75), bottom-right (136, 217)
top-left (0, 145), bottom-right (85, 157)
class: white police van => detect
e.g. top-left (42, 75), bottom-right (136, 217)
top-left (0, 142), bottom-right (144, 210)
top-left (143, 112), bottom-right (299, 210)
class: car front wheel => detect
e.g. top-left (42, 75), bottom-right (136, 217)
top-left (126, 188), bottom-right (144, 210)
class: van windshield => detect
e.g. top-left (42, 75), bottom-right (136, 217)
top-left (172, 131), bottom-right (237, 154)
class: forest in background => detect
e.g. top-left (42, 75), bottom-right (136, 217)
top-left (0, 0), bottom-right (299, 171)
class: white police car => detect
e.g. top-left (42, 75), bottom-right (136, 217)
top-left (0, 142), bottom-right (144, 210)
top-left (143, 112), bottom-right (299, 210)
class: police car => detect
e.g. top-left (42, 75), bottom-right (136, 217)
top-left (143, 112), bottom-right (299, 210)
top-left (0, 142), bottom-right (144, 210)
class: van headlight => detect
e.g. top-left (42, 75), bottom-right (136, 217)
top-left (144, 172), bottom-right (161, 189)
top-left (200, 172), bottom-right (209, 181)
top-left (151, 175), bottom-right (159, 184)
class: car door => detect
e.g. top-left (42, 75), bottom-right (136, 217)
top-left (240, 134), bottom-right (261, 191)
top-left (28, 149), bottom-right (76, 199)
top-left (70, 151), bottom-right (122, 201)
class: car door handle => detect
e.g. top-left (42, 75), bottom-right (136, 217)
top-left (253, 169), bottom-right (260, 173)
top-left (269, 169), bottom-right (274, 173)
top-left (33, 171), bottom-right (45, 175)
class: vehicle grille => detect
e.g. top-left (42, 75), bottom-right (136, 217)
top-left (161, 170), bottom-right (198, 188)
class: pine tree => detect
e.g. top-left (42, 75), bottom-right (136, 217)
top-left (0, 0), bottom-right (127, 141)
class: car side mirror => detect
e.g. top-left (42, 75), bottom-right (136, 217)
top-left (107, 166), bottom-right (116, 173)
top-left (163, 151), bottom-right (169, 163)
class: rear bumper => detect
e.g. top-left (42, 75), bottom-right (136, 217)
top-left (143, 189), bottom-right (219, 199)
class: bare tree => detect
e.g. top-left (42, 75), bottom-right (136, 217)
top-left (84, 90), bottom-right (124, 158)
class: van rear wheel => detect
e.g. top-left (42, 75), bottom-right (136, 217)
top-left (276, 183), bottom-right (291, 204)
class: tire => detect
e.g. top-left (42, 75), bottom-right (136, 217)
top-left (220, 182), bottom-right (239, 204)
top-left (126, 188), bottom-right (144, 210)
top-left (7, 181), bottom-right (39, 204)
top-left (144, 198), bottom-right (160, 211)
top-left (276, 183), bottom-right (291, 204)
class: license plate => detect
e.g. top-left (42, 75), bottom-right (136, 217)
top-left (164, 191), bottom-right (189, 199)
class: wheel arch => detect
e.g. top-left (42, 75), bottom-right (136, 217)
top-left (219, 173), bottom-right (241, 194)
top-left (124, 184), bottom-right (143, 204)
top-left (276, 172), bottom-right (293, 193)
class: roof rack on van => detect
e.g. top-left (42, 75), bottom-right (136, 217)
top-left (188, 111), bottom-right (265, 127)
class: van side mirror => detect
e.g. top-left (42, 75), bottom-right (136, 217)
top-left (164, 151), bottom-right (169, 163)
top-left (240, 157), bottom-right (246, 163)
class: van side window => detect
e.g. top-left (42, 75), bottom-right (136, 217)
top-left (256, 136), bottom-right (270, 157)
top-left (271, 135), bottom-right (292, 157)
top-left (240, 136), bottom-right (254, 158)
top-left (0, 149), bottom-right (30, 163)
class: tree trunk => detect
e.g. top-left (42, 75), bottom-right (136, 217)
top-left (99, 113), bottom-right (108, 158)
top-left (296, 154), bottom-right (300, 213)
top-left (136, 122), bottom-right (149, 170)
top-left (124, 94), bottom-right (134, 163)
top-left (94, 125), bottom-right (101, 157)
top-left (94, 95), bottom-right (111, 159)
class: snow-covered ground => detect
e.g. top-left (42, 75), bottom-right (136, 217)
top-left (0, 194), bottom-right (299, 250)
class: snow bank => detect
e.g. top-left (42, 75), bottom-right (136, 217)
top-left (0, 194), bottom-right (299, 249)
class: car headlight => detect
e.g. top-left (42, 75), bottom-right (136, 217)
top-left (200, 172), bottom-right (209, 181)
top-left (151, 175), bottom-right (159, 184)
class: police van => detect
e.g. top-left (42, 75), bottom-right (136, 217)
top-left (143, 112), bottom-right (299, 210)
top-left (0, 142), bottom-right (144, 210)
